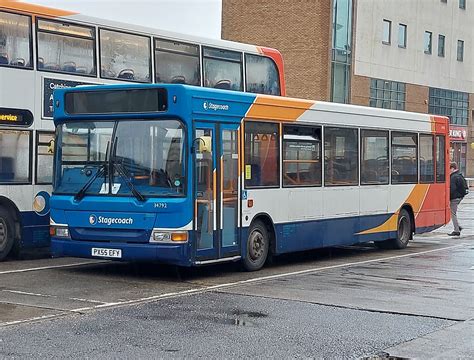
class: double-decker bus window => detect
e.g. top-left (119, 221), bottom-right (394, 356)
top-left (324, 127), bottom-right (358, 186)
top-left (203, 47), bottom-right (242, 91)
top-left (244, 121), bottom-right (279, 188)
top-left (360, 130), bottom-right (389, 185)
top-left (0, 11), bottom-right (32, 69)
top-left (283, 125), bottom-right (321, 187)
top-left (37, 19), bottom-right (96, 75)
top-left (155, 38), bottom-right (200, 86)
top-left (245, 54), bottom-right (280, 95)
top-left (0, 130), bottom-right (31, 184)
top-left (36, 132), bottom-right (55, 184)
top-left (391, 132), bottom-right (418, 184)
top-left (436, 135), bottom-right (446, 182)
top-left (100, 29), bottom-right (151, 83)
top-left (420, 134), bottom-right (435, 183)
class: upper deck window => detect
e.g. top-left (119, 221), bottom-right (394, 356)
top-left (203, 47), bottom-right (243, 91)
top-left (0, 11), bottom-right (32, 69)
top-left (100, 29), bottom-right (151, 83)
top-left (37, 19), bottom-right (96, 76)
top-left (245, 54), bottom-right (280, 95)
top-left (155, 38), bottom-right (200, 86)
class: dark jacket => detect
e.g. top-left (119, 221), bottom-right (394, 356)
top-left (450, 170), bottom-right (465, 200)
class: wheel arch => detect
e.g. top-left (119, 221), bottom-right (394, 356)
top-left (400, 203), bottom-right (415, 237)
top-left (249, 212), bottom-right (277, 255)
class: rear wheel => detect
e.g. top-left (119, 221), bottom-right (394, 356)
top-left (0, 207), bottom-right (15, 261)
top-left (375, 209), bottom-right (412, 250)
top-left (242, 220), bottom-right (269, 272)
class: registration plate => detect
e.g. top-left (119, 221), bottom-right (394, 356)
top-left (91, 247), bottom-right (122, 258)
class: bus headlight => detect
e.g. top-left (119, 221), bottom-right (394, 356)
top-left (50, 226), bottom-right (70, 238)
top-left (150, 230), bottom-right (188, 243)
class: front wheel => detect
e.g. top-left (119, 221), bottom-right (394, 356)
top-left (0, 208), bottom-right (15, 261)
top-left (242, 220), bottom-right (269, 272)
top-left (375, 208), bottom-right (412, 250)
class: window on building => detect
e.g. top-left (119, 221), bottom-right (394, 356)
top-left (398, 24), bottom-right (407, 48)
top-left (154, 38), bottom-right (200, 86)
top-left (420, 134), bottom-right (435, 183)
top-left (429, 88), bottom-right (469, 125)
top-left (331, 62), bottom-right (350, 103)
top-left (436, 135), bottom-right (446, 182)
top-left (457, 40), bottom-right (464, 61)
top-left (0, 130), bottom-right (31, 184)
top-left (100, 29), bottom-right (151, 82)
top-left (438, 34), bottom-right (445, 57)
top-left (244, 122), bottom-right (279, 188)
top-left (382, 19), bottom-right (391, 44)
top-left (424, 31), bottom-right (432, 54)
top-left (37, 19), bottom-right (96, 75)
top-left (459, 0), bottom-right (466, 9)
top-left (282, 125), bottom-right (322, 187)
top-left (360, 130), bottom-right (389, 185)
top-left (324, 127), bottom-right (358, 186)
top-left (36, 131), bottom-right (55, 184)
top-left (245, 54), bottom-right (280, 95)
top-left (370, 79), bottom-right (406, 110)
top-left (203, 47), bottom-right (243, 91)
top-left (391, 132), bottom-right (418, 184)
top-left (0, 11), bottom-right (32, 69)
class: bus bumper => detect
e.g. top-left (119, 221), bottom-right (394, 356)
top-left (51, 238), bottom-right (191, 265)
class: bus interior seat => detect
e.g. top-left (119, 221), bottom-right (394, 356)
top-left (118, 69), bottom-right (135, 80)
top-left (214, 79), bottom-right (231, 90)
top-left (10, 58), bottom-right (25, 67)
top-left (0, 53), bottom-right (8, 65)
top-left (171, 75), bottom-right (186, 84)
top-left (76, 66), bottom-right (87, 74)
top-left (62, 61), bottom-right (77, 73)
top-left (44, 62), bottom-right (60, 71)
top-left (38, 57), bottom-right (45, 69)
top-left (0, 157), bottom-right (15, 181)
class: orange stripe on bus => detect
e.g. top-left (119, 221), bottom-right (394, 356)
top-left (246, 96), bottom-right (314, 121)
top-left (1, 0), bottom-right (76, 17)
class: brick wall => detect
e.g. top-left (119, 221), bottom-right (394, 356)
top-left (405, 84), bottom-right (428, 114)
top-left (350, 75), bottom-right (369, 106)
top-left (221, 0), bottom-right (332, 100)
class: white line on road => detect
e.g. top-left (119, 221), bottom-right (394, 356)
top-left (0, 243), bottom-right (466, 327)
top-left (2, 290), bottom-right (56, 298)
top-left (0, 260), bottom-right (108, 276)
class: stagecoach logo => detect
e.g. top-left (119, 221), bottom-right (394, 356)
top-left (88, 214), bottom-right (134, 226)
top-left (203, 101), bottom-right (229, 111)
top-left (89, 214), bottom-right (98, 225)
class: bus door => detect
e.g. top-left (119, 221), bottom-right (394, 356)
top-left (193, 122), bottom-right (240, 262)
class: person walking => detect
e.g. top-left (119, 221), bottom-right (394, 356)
top-left (448, 162), bottom-right (467, 236)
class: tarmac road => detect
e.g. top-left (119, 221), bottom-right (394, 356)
top-left (0, 193), bottom-right (473, 358)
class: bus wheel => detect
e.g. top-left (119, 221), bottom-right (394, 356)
top-left (375, 209), bottom-right (412, 250)
top-left (242, 220), bottom-right (269, 271)
top-left (0, 208), bottom-right (15, 261)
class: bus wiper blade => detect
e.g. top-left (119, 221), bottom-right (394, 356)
top-left (114, 163), bottom-right (146, 202)
top-left (74, 165), bottom-right (106, 201)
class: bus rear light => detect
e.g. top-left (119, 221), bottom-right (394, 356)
top-left (50, 226), bottom-right (70, 238)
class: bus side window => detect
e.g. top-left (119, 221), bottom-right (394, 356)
top-left (420, 134), bottom-right (435, 183)
top-left (245, 54), bottom-right (281, 96)
top-left (360, 130), bottom-right (389, 185)
top-left (203, 47), bottom-right (243, 91)
top-left (244, 122), bottom-right (279, 188)
top-left (391, 132), bottom-right (418, 184)
top-left (154, 38), bottom-right (200, 86)
top-left (435, 135), bottom-right (445, 182)
top-left (324, 127), bottom-right (358, 186)
top-left (100, 29), bottom-right (151, 83)
top-left (0, 130), bottom-right (31, 184)
top-left (36, 19), bottom-right (96, 76)
top-left (0, 11), bottom-right (32, 69)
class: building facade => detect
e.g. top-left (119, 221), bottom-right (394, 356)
top-left (221, 0), bottom-right (474, 177)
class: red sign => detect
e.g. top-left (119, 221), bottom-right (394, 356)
top-left (449, 125), bottom-right (467, 142)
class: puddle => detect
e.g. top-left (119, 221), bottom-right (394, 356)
top-left (222, 309), bottom-right (268, 327)
top-left (361, 352), bottom-right (411, 360)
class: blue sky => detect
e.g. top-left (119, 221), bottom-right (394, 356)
top-left (28, 0), bottom-right (222, 38)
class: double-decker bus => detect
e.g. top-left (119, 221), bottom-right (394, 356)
top-left (50, 84), bottom-right (450, 271)
top-left (0, 1), bottom-right (285, 260)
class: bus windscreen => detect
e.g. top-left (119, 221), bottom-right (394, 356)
top-left (64, 88), bottom-right (168, 114)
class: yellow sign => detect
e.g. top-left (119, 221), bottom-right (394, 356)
top-left (0, 114), bottom-right (18, 122)
top-left (245, 165), bottom-right (252, 180)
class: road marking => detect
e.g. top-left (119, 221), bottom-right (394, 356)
top-left (0, 243), bottom-right (466, 327)
top-left (0, 260), bottom-right (108, 276)
top-left (2, 290), bottom-right (56, 298)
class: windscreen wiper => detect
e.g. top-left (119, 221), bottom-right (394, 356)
top-left (74, 141), bottom-right (110, 201)
top-left (111, 138), bottom-right (146, 202)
